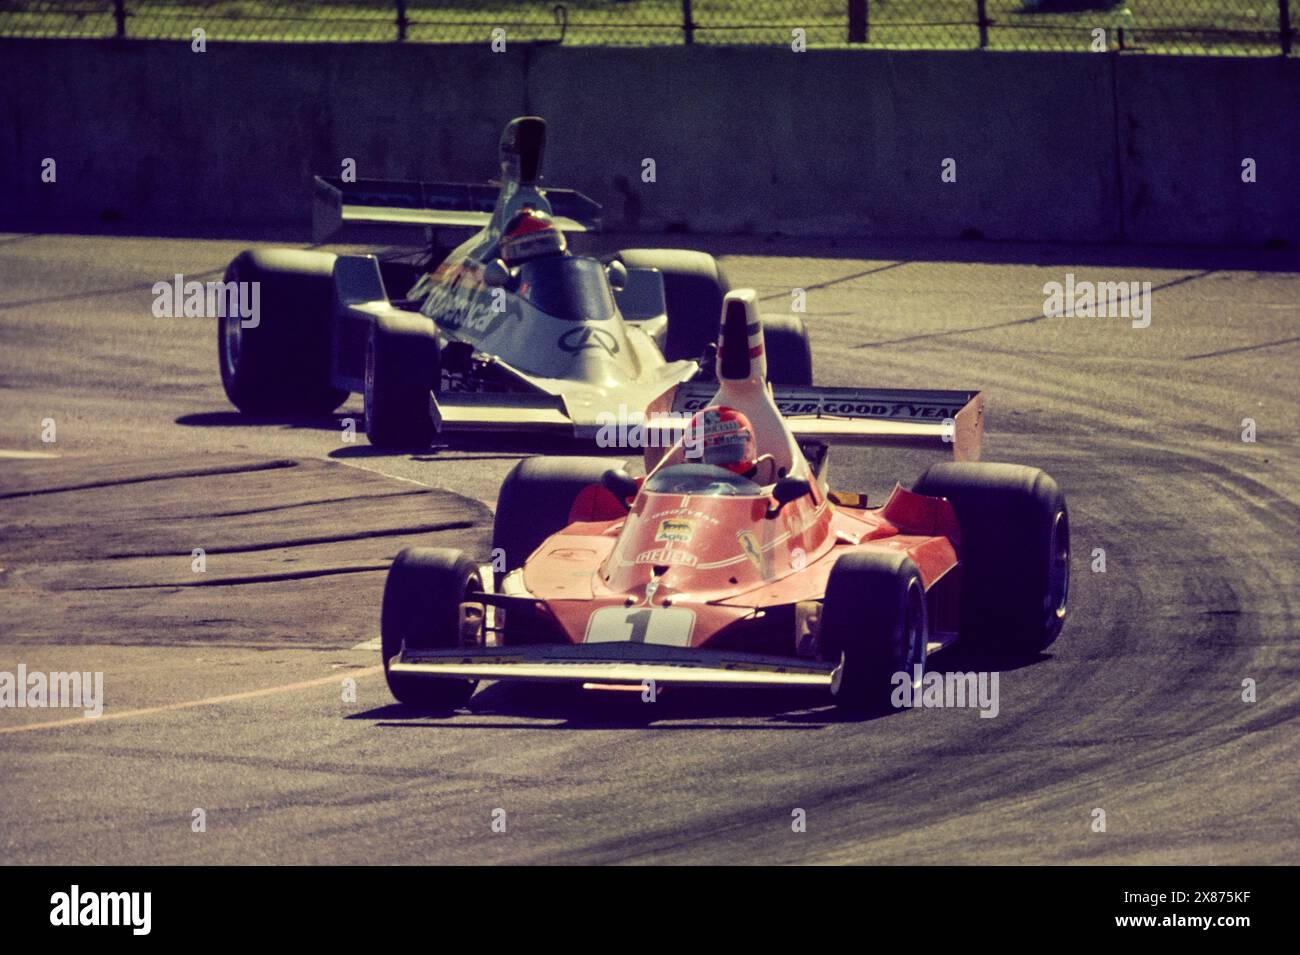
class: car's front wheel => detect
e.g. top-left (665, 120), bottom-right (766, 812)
top-left (364, 317), bottom-right (437, 449)
top-left (380, 547), bottom-right (481, 709)
top-left (820, 551), bottom-right (929, 714)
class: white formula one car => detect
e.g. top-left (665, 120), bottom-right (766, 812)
top-left (216, 116), bottom-right (814, 448)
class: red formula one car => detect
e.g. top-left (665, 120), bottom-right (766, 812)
top-left (379, 291), bottom-right (1070, 712)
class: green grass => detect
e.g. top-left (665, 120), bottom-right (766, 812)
top-left (0, 0), bottom-right (1290, 55)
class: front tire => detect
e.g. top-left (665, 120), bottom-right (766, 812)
top-left (218, 249), bottom-right (348, 415)
top-left (912, 462), bottom-right (1070, 656)
top-left (380, 547), bottom-right (481, 709)
top-left (821, 551), bottom-right (929, 713)
top-left (364, 318), bottom-right (437, 450)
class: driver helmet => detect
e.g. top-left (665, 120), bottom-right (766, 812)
top-left (500, 208), bottom-right (567, 265)
top-left (690, 406), bottom-right (757, 476)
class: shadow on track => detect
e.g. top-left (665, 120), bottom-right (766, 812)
top-left (351, 681), bottom-right (842, 730)
top-left (175, 410), bottom-right (358, 432)
top-left (176, 410), bottom-right (634, 461)
top-left (332, 431), bottom-right (634, 462)
top-left (348, 647), bottom-right (1052, 730)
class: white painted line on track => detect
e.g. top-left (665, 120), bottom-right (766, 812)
top-left (0, 665), bottom-right (383, 735)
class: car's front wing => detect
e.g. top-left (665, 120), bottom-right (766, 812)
top-left (391, 641), bottom-right (837, 690)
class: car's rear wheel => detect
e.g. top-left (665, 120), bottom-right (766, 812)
top-left (218, 249), bottom-right (349, 415)
top-left (613, 249), bottom-right (729, 363)
top-left (821, 551), bottom-right (929, 713)
top-left (492, 457), bottom-right (617, 573)
top-left (364, 317), bottom-right (437, 449)
top-left (912, 462), bottom-right (1069, 656)
top-left (380, 547), bottom-right (481, 709)
top-left (761, 313), bottom-right (814, 386)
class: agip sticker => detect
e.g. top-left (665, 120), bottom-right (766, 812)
top-left (655, 518), bottom-right (695, 544)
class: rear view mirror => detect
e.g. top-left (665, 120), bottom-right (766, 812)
top-left (605, 259), bottom-right (628, 292)
top-left (483, 258), bottom-right (515, 290)
top-left (612, 267), bottom-right (667, 324)
top-left (768, 477), bottom-right (811, 517)
top-left (602, 468), bottom-right (638, 506)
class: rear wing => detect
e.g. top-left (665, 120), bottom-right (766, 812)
top-left (311, 176), bottom-right (602, 244)
top-left (659, 381), bottom-right (986, 462)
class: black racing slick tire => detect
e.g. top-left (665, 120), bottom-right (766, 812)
top-left (614, 249), bottom-right (729, 363)
top-left (821, 551), bottom-right (929, 714)
top-left (492, 457), bottom-right (616, 573)
top-left (364, 314), bottom-right (437, 450)
top-left (912, 462), bottom-right (1070, 656)
top-left (380, 547), bottom-right (481, 709)
top-left (761, 313), bottom-right (814, 386)
top-left (218, 249), bottom-right (349, 415)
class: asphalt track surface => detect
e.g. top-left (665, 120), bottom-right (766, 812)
top-left (1, 231), bottom-right (1297, 864)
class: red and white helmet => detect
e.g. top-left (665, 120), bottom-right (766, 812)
top-left (500, 208), bottom-right (567, 264)
top-left (691, 406), bottom-right (757, 476)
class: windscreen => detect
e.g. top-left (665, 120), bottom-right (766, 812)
top-left (643, 463), bottom-right (762, 498)
top-left (516, 256), bottom-right (615, 322)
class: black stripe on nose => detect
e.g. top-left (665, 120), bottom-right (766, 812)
top-left (719, 299), bottom-right (751, 380)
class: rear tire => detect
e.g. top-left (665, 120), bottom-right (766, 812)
top-left (364, 318), bottom-right (437, 450)
top-left (614, 249), bottom-right (729, 363)
top-left (912, 462), bottom-right (1070, 656)
top-left (380, 547), bottom-right (481, 709)
top-left (492, 457), bottom-right (615, 573)
top-left (761, 314), bottom-right (813, 386)
top-left (821, 551), bottom-right (929, 713)
top-left (218, 249), bottom-right (349, 415)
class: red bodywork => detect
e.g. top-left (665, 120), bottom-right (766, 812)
top-left (510, 475), bottom-right (964, 660)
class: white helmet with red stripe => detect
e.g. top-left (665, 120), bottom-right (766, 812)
top-left (500, 207), bottom-right (567, 264)
top-left (691, 406), bottom-right (758, 476)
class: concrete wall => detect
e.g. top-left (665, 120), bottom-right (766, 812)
top-left (1114, 55), bottom-right (1300, 245)
top-left (2, 40), bottom-right (526, 229)
top-left (531, 48), bottom-right (1119, 241)
top-left (1, 38), bottom-right (1295, 245)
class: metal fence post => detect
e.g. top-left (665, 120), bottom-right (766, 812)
top-left (682, 0), bottom-right (694, 44)
top-left (848, 0), bottom-right (868, 43)
top-left (114, 0), bottom-right (126, 39)
top-left (396, 0), bottom-right (408, 41)
top-left (976, 0), bottom-right (989, 49)
top-left (1281, 0), bottom-right (1293, 55)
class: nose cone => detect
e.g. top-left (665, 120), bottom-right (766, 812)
top-left (716, 289), bottom-right (766, 383)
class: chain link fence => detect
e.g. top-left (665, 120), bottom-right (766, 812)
top-left (0, 1), bottom-right (1292, 54)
